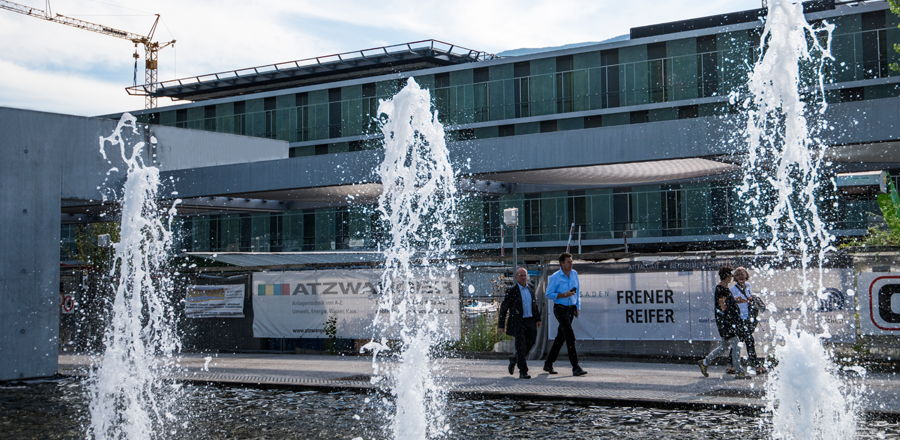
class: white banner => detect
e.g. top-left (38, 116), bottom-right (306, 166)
top-left (857, 273), bottom-right (900, 335)
top-left (185, 284), bottom-right (245, 318)
top-left (547, 266), bottom-right (855, 344)
top-left (252, 269), bottom-right (460, 339)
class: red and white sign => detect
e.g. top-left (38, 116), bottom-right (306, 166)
top-left (858, 273), bottom-right (900, 334)
top-left (60, 294), bottom-right (75, 314)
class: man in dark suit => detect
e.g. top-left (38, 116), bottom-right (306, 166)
top-left (498, 267), bottom-right (542, 379)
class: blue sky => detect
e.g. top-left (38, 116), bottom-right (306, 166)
top-left (0, 0), bottom-right (763, 116)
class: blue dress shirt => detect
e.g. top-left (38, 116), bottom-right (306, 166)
top-left (518, 283), bottom-right (533, 318)
top-left (546, 269), bottom-right (580, 310)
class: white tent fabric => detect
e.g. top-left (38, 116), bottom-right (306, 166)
top-left (480, 158), bottom-right (737, 185)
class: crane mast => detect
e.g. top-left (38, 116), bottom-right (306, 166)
top-left (0, 0), bottom-right (175, 109)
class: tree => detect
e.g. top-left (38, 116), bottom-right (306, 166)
top-left (891, 0), bottom-right (900, 72)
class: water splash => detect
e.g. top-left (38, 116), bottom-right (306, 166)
top-left (87, 114), bottom-right (183, 439)
top-left (736, 1), bottom-right (860, 438)
top-left (364, 78), bottom-right (458, 439)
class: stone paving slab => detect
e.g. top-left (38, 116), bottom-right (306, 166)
top-left (58, 354), bottom-right (899, 415)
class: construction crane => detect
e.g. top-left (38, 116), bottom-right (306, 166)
top-left (0, 0), bottom-right (175, 109)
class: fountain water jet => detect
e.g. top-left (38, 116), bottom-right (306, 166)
top-left (737, 1), bottom-right (861, 438)
top-left (363, 78), bottom-right (459, 440)
top-left (87, 114), bottom-right (183, 440)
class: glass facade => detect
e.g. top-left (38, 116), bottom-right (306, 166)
top-left (146, 16), bottom-right (899, 148)
top-left (67, 7), bottom-right (890, 256)
top-left (125, 183), bottom-right (872, 253)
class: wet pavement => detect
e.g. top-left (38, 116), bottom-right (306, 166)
top-left (58, 353), bottom-right (900, 415)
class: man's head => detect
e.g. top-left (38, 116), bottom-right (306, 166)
top-left (559, 252), bottom-right (573, 273)
top-left (719, 266), bottom-right (733, 282)
top-left (515, 267), bottom-right (528, 286)
top-left (734, 267), bottom-right (749, 283)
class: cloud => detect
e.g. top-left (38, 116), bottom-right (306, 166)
top-left (0, 59), bottom-right (141, 115)
top-left (0, 0), bottom-right (763, 115)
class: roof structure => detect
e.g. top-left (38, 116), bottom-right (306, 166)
top-left (128, 39), bottom-right (496, 102)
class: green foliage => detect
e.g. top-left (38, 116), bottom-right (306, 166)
top-left (892, 0), bottom-right (900, 72)
top-left (324, 315), bottom-right (338, 354)
top-left (453, 314), bottom-right (510, 353)
top-left (74, 222), bottom-right (119, 271)
top-left (842, 179), bottom-right (900, 247)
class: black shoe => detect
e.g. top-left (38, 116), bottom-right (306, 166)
top-left (508, 359), bottom-right (515, 375)
top-left (573, 368), bottom-right (587, 377)
top-left (519, 373), bottom-right (531, 379)
top-left (543, 364), bottom-right (558, 374)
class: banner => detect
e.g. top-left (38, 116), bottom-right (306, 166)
top-left (547, 264), bottom-right (855, 344)
top-left (252, 269), bottom-right (460, 339)
top-left (857, 273), bottom-right (900, 335)
top-left (185, 284), bottom-right (245, 318)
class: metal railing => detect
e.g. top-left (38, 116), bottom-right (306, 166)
top-left (127, 39), bottom-right (496, 96)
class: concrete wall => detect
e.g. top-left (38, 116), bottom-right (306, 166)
top-left (1, 108), bottom-right (67, 379)
top-left (0, 107), bottom-right (286, 380)
top-left (152, 125), bottom-right (288, 172)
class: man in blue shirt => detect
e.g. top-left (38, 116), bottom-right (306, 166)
top-left (498, 267), bottom-right (542, 379)
top-left (543, 252), bottom-right (586, 376)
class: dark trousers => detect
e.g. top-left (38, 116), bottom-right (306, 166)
top-left (729, 319), bottom-right (760, 367)
top-left (737, 319), bottom-right (759, 366)
top-left (546, 304), bottom-right (579, 369)
top-left (509, 317), bottom-right (538, 374)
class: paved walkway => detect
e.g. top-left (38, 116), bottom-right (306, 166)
top-left (58, 354), bottom-right (900, 415)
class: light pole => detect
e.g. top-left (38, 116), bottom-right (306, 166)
top-left (503, 208), bottom-right (518, 270)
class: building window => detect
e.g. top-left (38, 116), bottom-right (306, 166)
top-left (334, 207), bottom-right (349, 250)
top-left (482, 196), bottom-right (501, 241)
top-left (295, 92), bottom-right (309, 141)
top-left (584, 115), bottom-right (603, 128)
top-left (264, 97), bottom-right (276, 138)
top-left (499, 124), bottom-right (515, 137)
top-left (302, 210), bottom-right (316, 251)
top-left (514, 62), bottom-right (530, 118)
top-left (540, 120), bottom-right (558, 133)
top-left (601, 50), bottom-right (620, 108)
top-left (613, 189), bottom-right (630, 234)
top-left (233, 101), bottom-right (246, 135)
top-left (203, 105), bottom-right (216, 131)
top-left (524, 193), bottom-right (542, 239)
top-left (269, 214), bottom-right (283, 251)
top-left (663, 185), bottom-right (682, 235)
top-left (567, 191), bottom-right (587, 232)
top-left (328, 88), bottom-right (342, 138)
top-left (861, 10), bottom-right (888, 79)
top-left (315, 144), bottom-right (329, 155)
top-left (239, 214), bottom-right (251, 252)
top-left (556, 55), bottom-right (574, 113)
top-left (696, 35), bottom-right (718, 98)
top-left (175, 108), bottom-right (187, 129)
top-left (839, 87), bottom-right (864, 102)
top-left (648, 43), bottom-right (667, 103)
top-left (434, 73), bottom-right (450, 122)
top-left (473, 67), bottom-right (490, 122)
top-left (362, 83), bottom-right (377, 133)
top-left (677, 105), bottom-right (698, 119)
top-left (208, 215), bottom-right (221, 252)
top-left (630, 111), bottom-right (648, 124)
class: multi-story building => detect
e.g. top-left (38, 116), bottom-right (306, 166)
top-left (61, 0), bottom-right (900, 259)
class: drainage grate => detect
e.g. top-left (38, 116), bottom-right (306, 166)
top-left (335, 374), bottom-right (372, 382)
top-left (700, 388), bottom-right (765, 399)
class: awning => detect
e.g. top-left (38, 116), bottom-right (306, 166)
top-left (479, 157), bottom-right (737, 186)
top-left (186, 251), bottom-right (384, 267)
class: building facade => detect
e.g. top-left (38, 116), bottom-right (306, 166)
top-left (62, 1), bottom-right (900, 259)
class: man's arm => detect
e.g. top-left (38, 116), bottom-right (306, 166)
top-left (497, 288), bottom-right (512, 329)
top-left (545, 276), bottom-right (561, 300)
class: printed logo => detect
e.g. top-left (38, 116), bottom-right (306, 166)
top-left (868, 276), bottom-right (900, 331)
